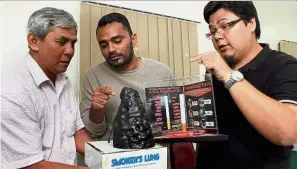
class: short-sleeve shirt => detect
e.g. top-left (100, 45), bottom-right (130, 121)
top-left (1, 55), bottom-right (84, 169)
top-left (197, 44), bottom-right (297, 169)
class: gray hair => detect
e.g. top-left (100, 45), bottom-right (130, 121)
top-left (27, 7), bottom-right (77, 40)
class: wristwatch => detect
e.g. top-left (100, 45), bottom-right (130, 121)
top-left (224, 70), bottom-right (244, 89)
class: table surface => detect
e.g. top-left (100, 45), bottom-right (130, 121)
top-left (154, 134), bottom-right (229, 143)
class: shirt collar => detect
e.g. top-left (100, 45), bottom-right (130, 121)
top-left (25, 54), bottom-right (68, 87)
top-left (239, 43), bottom-right (271, 72)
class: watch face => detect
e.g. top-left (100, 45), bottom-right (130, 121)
top-left (232, 70), bottom-right (243, 81)
top-left (225, 70), bottom-right (243, 89)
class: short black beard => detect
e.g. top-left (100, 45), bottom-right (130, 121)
top-left (224, 56), bottom-right (236, 69)
top-left (107, 42), bottom-right (134, 68)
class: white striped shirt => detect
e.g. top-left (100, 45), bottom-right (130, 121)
top-left (1, 55), bottom-right (84, 169)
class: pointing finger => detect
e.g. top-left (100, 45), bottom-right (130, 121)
top-left (190, 55), bottom-right (203, 62)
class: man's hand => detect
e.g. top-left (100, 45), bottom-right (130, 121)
top-left (191, 51), bottom-right (232, 83)
top-left (89, 86), bottom-right (115, 124)
top-left (91, 86), bottom-right (115, 110)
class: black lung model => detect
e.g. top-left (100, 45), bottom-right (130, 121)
top-left (113, 87), bottom-right (155, 149)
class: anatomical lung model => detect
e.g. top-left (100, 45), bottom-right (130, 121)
top-left (112, 87), bottom-right (155, 149)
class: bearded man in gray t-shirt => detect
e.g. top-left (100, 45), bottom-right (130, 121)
top-left (80, 12), bottom-right (175, 140)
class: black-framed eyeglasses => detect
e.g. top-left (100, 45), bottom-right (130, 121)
top-left (206, 18), bottom-right (242, 40)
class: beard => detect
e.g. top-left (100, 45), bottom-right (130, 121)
top-left (106, 42), bottom-right (134, 68)
top-left (223, 55), bottom-right (236, 69)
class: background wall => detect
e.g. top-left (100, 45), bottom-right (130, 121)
top-left (2, 1), bottom-right (297, 90)
top-left (0, 1), bottom-right (81, 93)
top-left (1, 0), bottom-right (297, 150)
top-left (255, 1), bottom-right (297, 50)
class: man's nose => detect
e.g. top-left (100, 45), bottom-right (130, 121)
top-left (214, 29), bottom-right (224, 40)
top-left (64, 43), bottom-right (75, 56)
top-left (108, 43), bottom-right (116, 53)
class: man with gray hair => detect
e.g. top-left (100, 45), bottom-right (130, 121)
top-left (1, 7), bottom-right (92, 169)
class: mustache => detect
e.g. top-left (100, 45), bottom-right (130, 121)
top-left (108, 53), bottom-right (123, 59)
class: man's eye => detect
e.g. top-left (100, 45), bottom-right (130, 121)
top-left (57, 41), bottom-right (66, 46)
top-left (114, 38), bottom-right (121, 43)
top-left (220, 24), bottom-right (229, 30)
top-left (100, 44), bottom-right (107, 49)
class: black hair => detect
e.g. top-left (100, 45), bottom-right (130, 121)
top-left (96, 12), bottom-right (133, 36)
top-left (204, 1), bottom-right (261, 39)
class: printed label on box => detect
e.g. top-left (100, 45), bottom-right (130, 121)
top-left (85, 141), bottom-right (167, 169)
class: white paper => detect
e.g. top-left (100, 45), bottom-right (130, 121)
top-left (164, 96), bottom-right (171, 129)
top-left (179, 94), bottom-right (186, 124)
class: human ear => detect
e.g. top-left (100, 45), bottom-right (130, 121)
top-left (248, 18), bottom-right (256, 32)
top-left (131, 33), bottom-right (138, 48)
top-left (27, 33), bottom-right (40, 51)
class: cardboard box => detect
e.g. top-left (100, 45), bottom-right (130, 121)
top-left (85, 141), bottom-right (167, 169)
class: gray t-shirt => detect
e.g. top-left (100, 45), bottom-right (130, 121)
top-left (80, 57), bottom-right (175, 140)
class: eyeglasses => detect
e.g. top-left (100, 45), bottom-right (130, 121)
top-left (206, 18), bottom-right (242, 40)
